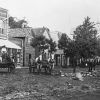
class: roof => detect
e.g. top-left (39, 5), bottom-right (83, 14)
top-left (8, 28), bottom-right (32, 38)
top-left (9, 27), bottom-right (51, 39)
top-left (49, 31), bottom-right (71, 45)
top-left (31, 27), bottom-right (51, 39)
top-left (32, 27), bottom-right (45, 36)
top-left (0, 7), bottom-right (8, 12)
top-left (49, 31), bottom-right (62, 44)
top-left (8, 27), bottom-right (70, 44)
top-left (0, 39), bottom-right (21, 49)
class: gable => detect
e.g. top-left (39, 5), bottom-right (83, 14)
top-left (49, 31), bottom-right (60, 44)
top-left (32, 27), bottom-right (45, 36)
top-left (43, 30), bottom-right (50, 40)
top-left (31, 27), bottom-right (51, 40)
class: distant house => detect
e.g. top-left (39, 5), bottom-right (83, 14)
top-left (49, 31), bottom-right (63, 66)
top-left (31, 27), bottom-right (51, 58)
top-left (8, 27), bottom-right (35, 66)
top-left (49, 31), bottom-right (71, 67)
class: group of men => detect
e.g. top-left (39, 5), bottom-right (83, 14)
top-left (85, 58), bottom-right (97, 72)
top-left (72, 57), bottom-right (98, 72)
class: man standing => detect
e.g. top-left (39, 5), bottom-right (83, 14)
top-left (72, 56), bottom-right (77, 73)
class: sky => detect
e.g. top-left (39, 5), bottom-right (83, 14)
top-left (0, 0), bottom-right (100, 37)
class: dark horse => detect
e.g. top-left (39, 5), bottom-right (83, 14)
top-left (42, 58), bottom-right (55, 74)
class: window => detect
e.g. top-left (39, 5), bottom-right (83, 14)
top-left (28, 37), bottom-right (32, 44)
top-left (29, 54), bottom-right (31, 60)
top-left (0, 28), bottom-right (4, 34)
top-left (2, 28), bottom-right (4, 34)
top-left (0, 20), bottom-right (4, 34)
top-left (0, 28), bottom-right (2, 34)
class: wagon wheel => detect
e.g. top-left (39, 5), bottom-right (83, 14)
top-left (32, 62), bottom-right (37, 73)
top-left (7, 62), bottom-right (14, 73)
top-left (37, 63), bottom-right (41, 74)
top-left (28, 62), bottom-right (32, 73)
top-left (47, 64), bottom-right (53, 74)
top-left (11, 64), bottom-right (15, 73)
top-left (44, 65), bottom-right (49, 74)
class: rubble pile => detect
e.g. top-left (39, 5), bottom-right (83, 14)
top-left (52, 69), bottom-right (100, 81)
top-left (78, 84), bottom-right (96, 93)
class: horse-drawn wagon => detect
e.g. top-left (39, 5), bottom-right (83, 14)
top-left (0, 62), bottom-right (15, 73)
top-left (29, 57), bottom-right (54, 74)
top-left (0, 53), bottom-right (15, 73)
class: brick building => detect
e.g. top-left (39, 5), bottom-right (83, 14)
top-left (8, 28), bottom-right (35, 66)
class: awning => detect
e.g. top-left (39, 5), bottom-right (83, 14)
top-left (0, 39), bottom-right (21, 49)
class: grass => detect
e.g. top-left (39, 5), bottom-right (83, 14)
top-left (0, 66), bottom-right (100, 100)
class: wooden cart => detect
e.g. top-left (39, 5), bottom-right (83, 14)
top-left (0, 62), bottom-right (15, 73)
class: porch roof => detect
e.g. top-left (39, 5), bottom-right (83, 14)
top-left (0, 39), bottom-right (21, 49)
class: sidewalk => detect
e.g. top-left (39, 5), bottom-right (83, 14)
top-left (16, 65), bottom-right (28, 69)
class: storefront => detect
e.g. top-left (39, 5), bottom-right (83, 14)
top-left (0, 7), bottom-right (21, 66)
top-left (0, 39), bottom-right (21, 65)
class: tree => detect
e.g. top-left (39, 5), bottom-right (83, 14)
top-left (31, 35), bottom-right (49, 53)
top-left (58, 17), bottom-right (98, 73)
top-left (31, 34), bottom-right (57, 52)
top-left (58, 33), bottom-right (70, 53)
top-left (58, 33), bottom-right (68, 49)
top-left (73, 16), bottom-right (98, 59)
top-left (96, 38), bottom-right (100, 56)
top-left (58, 33), bottom-right (75, 58)
top-left (46, 39), bottom-right (57, 53)
top-left (9, 16), bottom-right (27, 28)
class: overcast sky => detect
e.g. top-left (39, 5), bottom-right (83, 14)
top-left (0, 0), bottom-right (100, 37)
